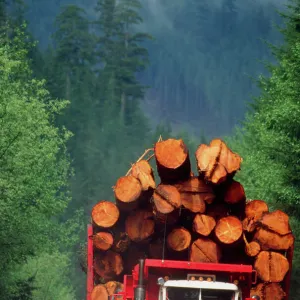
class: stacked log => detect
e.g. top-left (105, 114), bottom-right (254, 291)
top-left (90, 138), bottom-right (294, 300)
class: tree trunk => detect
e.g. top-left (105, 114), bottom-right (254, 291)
top-left (193, 214), bottom-right (216, 236)
top-left (111, 231), bottom-right (131, 253)
top-left (105, 281), bottom-right (123, 299)
top-left (125, 210), bottom-right (155, 242)
top-left (92, 201), bottom-right (120, 228)
top-left (215, 216), bottom-right (243, 244)
top-left (254, 251), bottom-right (289, 282)
top-left (189, 237), bottom-right (222, 263)
top-left (154, 138), bottom-right (191, 183)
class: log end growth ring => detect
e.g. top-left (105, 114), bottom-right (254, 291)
top-left (92, 201), bottom-right (120, 228)
top-left (167, 227), bottom-right (191, 252)
top-left (114, 176), bottom-right (142, 204)
top-left (215, 216), bottom-right (243, 244)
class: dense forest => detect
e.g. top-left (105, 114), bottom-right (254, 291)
top-left (0, 0), bottom-right (299, 299)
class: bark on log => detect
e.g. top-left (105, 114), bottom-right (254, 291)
top-left (259, 210), bottom-right (291, 235)
top-left (195, 139), bottom-right (242, 185)
top-left (254, 228), bottom-right (294, 251)
top-left (105, 281), bottom-right (123, 299)
top-left (215, 216), bottom-right (243, 244)
top-left (167, 227), bottom-right (191, 252)
top-left (125, 210), bottom-right (155, 242)
top-left (250, 283), bottom-right (286, 300)
top-left (245, 200), bottom-right (269, 221)
top-left (189, 237), bottom-right (222, 263)
top-left (224, 180), bottom-right (246, 204)
top-left (254, 251), bottom-right (289, 282)
top-left (93, 232), bottom-right (113, 251)
top-left (91, 284), bottom-right (108, 300)
top-left (114, 176), bottom-right (143, 211)
top-left (130, 160), bottom-right (156, 191)
top-left (92, 201), bottom-right (119, 228)
top-left (154, 138), bottom-right (191, 183)
top-left (111, 231), bottom-right (131, 253)
top-left (174, 176), bottom-right (215, 205)
top-left (152, 184), bottom-right (181, 214)
top-left (193, 214), bottom-right (216, 236)
top-left (94, 250), bottom-right (123, 281)
top-left (242, 217), bottom-right (257, 233)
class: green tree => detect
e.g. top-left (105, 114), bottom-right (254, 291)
top-left (0, 26), bottom-right (78, 299)
top-left (228, 1), bottom-right (300, 297)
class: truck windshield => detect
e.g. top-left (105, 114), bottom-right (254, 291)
top-left (166, 287), bottom-right (235, 300)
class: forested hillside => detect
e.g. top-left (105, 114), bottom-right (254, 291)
top-left (0, 0), bottom-right (299, 299)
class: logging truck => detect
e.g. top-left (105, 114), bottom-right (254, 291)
top-left (86, 224), bottom-right (294, 300)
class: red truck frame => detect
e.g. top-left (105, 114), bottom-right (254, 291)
top-left (86, 224), bottom-right (293, 300)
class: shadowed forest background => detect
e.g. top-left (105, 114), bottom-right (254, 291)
top-left (0, 0), bottom-right (299, 299)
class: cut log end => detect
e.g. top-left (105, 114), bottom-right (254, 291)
top-left (254, 251), bottom-right (289, 282)
top-left (181, 193), bottom-right (206, 213)
top-left (111, 232), bottom-right (131, 253)
top-left (130, 160), bottom-right (156, 191)
top-left (92, 201), bottom-right (120, 228)
top-left (91, 284), bottom-right (108, 300)
top-left (93, 232), bottom-right (113, 251)
top-left (189, 237), bottom-right (222, 263)
top-left (215, 216), bottom-right (243, 244)
top-left (167, 227), bottom-right (191, 252)
top-left (245, 200), bottom-right (269, 221)
top-left (260, 210), bottom-right (291, 235)
top-left (105, 281), bottom-right (123, 299)
top-left (114, 176), bottom-right (142, 209)
top-left (193, 214), bottom-right (216, 236)
top-left (153, 184), bottom-right (181, 214)
top-left (224, 180), bottom-right (246, 204)
top-left (125, 210), bottom-right (155, 242)
top-left (251, 283), bottom-right (286, 300)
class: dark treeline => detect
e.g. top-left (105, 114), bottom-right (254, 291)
top-left (0, 0), bottom-right (299, 299)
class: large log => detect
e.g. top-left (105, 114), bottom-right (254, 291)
top-left (167, 227), bottom-right (191, 252)
top-left (254, 228), bottom-right (294, 251)
top-left (195, 139), bottom-right (242, 185)
top-left (250, 283), bottom-right (286, 300)
top-left (254, 251), bottom-right (289, 282)
top-left (114, 176), bottom-right (143, 211)
top-left (92, 201), bottom-right (120, 228)
top-left (152, 184), bottom-right (181, 214)
top-left (259, 210), bottom-right (291, 235)
top-left (125, 210), bottom-right (155, 242)
top-left (189, 237), bottom-right (222, 263)
top-left (215, 216), bottom-right (243, 244)
top-left (154, 138), bottom-right (191, 183)
top-left (94, 250), bottom-right (123, 281)
top-left (130, 160), bottom-right (156, 191)
top-left (93, 232), bottom-right (113, 251)
top-left (193, 214), bottom-right (216, 236)
top-left (223, 180), bottom-right (246, 204)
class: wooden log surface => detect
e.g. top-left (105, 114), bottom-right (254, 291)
top-left (193, 214), bottom-right (216, 236)
top-left (93, 232), bottom-right (113, 251)
top-left (167, 227), bottom-right (191, 252)
top-left (92, 201), bottom-right (119, 228)
top-left (215, 216), bottom-right (243, 244)
top-left (154, 138), bottom-right (191, 183)
top-left (130, 160), bottom-right (156, 191)
top-left (223, 180), bottom-right (246, 204)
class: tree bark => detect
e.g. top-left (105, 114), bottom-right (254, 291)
top-left (91, 284), bottom-right (108, 300)
top-left (154, 138), bottom-right (191, 183)
top-left (92, 201), bottom-right (120, 228)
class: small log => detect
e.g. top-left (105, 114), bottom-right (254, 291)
top-left (93, 232), bottom-right (113, 251)
top-left (193, 214), bottom-right (216, 236)
top-left (224, 180), bottom-right (246, 204)
top-left (105, 281), bottom-right (123, 299)
top-left (215, 216), bottom-right (243, 244)
top-left (195, 139), bottom-right (242, 185)
top-left (167, 227), bottom-right (191, 252)
top-left (154, 138), bottom-right (191, 183)
top-left (259, 210), bottom-right (291, 235)
top-left (111, 231), bottom-right (131, 253)
top-left (91, 284), bottom-right (108, 300)
top-left (245, 200), bottom-right (269, 221)
top-left (174, 176), bottom-right (215, 204)
top-left (92, 201), bottom-right (120, 228)
top-left (125, 210), bottom-right (155, 242)
top-left (189, 237), bottom-right (222, 263)
top-left (152, 184), bottom-right (181, 214)
top-left (254, 228), bottom-right (294, 251)
top-left (130, 160), bottom-right (156, 191)
top-left (242, 217), bottom-right (257, 233)
top-left (254, 251), bottom-right (289, 282)
top-left (251, 283), bottom-right (286, 300)
top-left (243, 233), bottom-right (260, 257)
top-left (94, 250), bottom-right (123, 281)
top-left (114, 176), bottom-right (143, 211)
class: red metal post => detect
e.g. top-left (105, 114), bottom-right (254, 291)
top-left (87, 224), bottom-right (94, 300)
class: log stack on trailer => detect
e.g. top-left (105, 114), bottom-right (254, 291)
top-left (90, 137), bottom-right (294, 300)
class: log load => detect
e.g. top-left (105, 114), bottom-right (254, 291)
top-left (90, 136), bottom-right (294, 297)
